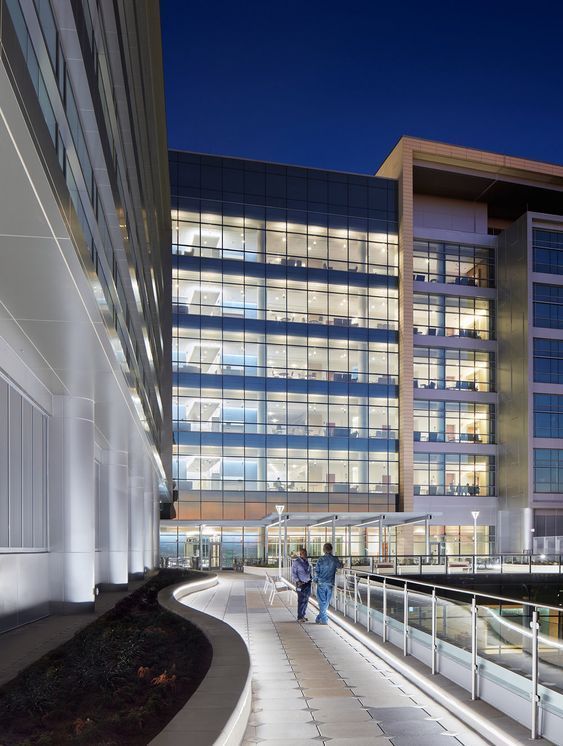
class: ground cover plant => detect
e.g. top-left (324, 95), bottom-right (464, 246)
top-left (0, 570), bottom-right (213, 745)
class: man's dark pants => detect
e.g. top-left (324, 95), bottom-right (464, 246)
top-left (297, 581), bottom-right (312, 618)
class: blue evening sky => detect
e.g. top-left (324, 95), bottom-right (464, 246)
top-left (161, 0), bottom-right (563, 174)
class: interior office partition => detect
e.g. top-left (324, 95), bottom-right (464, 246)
top-left (0, 0), bottom-right (171, 631)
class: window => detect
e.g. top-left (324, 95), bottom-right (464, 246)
top-left (533, 283), bottom-right (563, 329)
top-left (533, 229), bottom-right (563, 275)
top-left (173, 199), bottom-right (398, 275)
top-left (413, 348), bottom-right (494, 392)
top-left (534, 449), bottom-right (563, 493)
top-left (534, 394), bottom-right (563, 438)
top-left (413, 454), bottom-right (494, 496)
top-left (534, 338), bottom-right (563, 384)
top-left (413, 240), bottom-right (494, 287)
top-left (414, 401), bottom-right (494, 443)
top-left (413, 294), bottom-right (493, 339)
top-left (175, 388), bottom-right (398, 440)
top-left (174, 270), bottom-right (398, 330)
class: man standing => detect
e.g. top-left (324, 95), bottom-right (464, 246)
top-left (313, 542), bottom-right (342, 625)
top-left (292, 547), bottom-right (312, 622)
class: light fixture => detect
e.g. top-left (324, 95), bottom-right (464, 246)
top-left (353, 515), bottom-right (385, 528)
top-left (275, 504), bottom-right (285, 578)
top-left (309, 516), bottom-right (337, 528)
top-left (471, 511), bottom-right (480, 557)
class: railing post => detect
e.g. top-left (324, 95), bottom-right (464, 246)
top-left (354, 573), bottom-right (358, 624)
top-left (366, 575), bottom-right (371, 632)
top-left (471, 596), bottom-right (478, 700)
top-left (382, 578), bottom-right (387, 643)
top-left (403, 583), bottom-right (409, 656)
top-left (332, 569), bottom-right (337, 608)
top-left (419, 555), bottom-right (423, 575)
top-left (500, 554), bottom-right (503, 574)
top-left (431, 588), bottom-right (437, 674)
top-left (531, 609), bottom-right (540, 739)
top-left (446, 554), bottom-right (449, 575)
top-left (529, 554), bottom-right (532, 574)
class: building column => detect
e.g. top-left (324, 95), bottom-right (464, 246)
top-left (144, 460), bottom-right (156, 570)
top-left (99, 448), bottom-right (129, 588)
top-left (153, 474), bottom-right (161, 567)
top-left (358, 527), bottom-right (367, 557)
top-left (128, 442), bottom-right (145, 577)
top-left (50, 396), bottom-right (96, 610)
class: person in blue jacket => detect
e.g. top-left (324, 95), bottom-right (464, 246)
top-left (313, 542), bottom-right (342, 624)
top-left (292, 547), bottom-right (312, 622)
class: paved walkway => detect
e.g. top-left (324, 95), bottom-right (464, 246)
top-left (182, 573), bottom-right (489, 746)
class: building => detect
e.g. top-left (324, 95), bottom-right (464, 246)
top-left (167, 139), bottom-right (563, 567)
top-left (0, 0), bottom-right (171, 632)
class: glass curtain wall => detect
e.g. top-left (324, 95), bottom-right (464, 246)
top-left (413, 401), bottom-right (494, 444)
top-left (414, 454), bottom-right (494, 496)
top-left (171, 152), bottom-right (399, 521)
top-left (413, 348), bottom-right (494, 391)
top-left (413, 294), bottom-right (493, 339)
top-left (412, 234), bottom-right (496, 509)
top-left (160, 524), bottom-right (493, 564)
top-left (413, 240), bottom-right (495, 287)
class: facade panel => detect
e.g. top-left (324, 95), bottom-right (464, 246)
top-left (0, 0), bottom-right (170, 630)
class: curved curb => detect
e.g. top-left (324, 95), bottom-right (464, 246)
top-left (150, 572), bottom-right (251, 746)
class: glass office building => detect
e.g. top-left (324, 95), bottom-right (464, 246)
top-left (0, 0), bottom-right (171, 631)
top-left (165, 139), bottom-right (563, 565)
top-left (170, 153), bottom-right (400, 518)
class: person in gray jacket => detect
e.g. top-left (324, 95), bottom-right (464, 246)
top-left (292, 547), bottom-right (312, 621)
top-left (313, 543), bottom-right (342, 624)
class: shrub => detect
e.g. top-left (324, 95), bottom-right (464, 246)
top-left (0, 570), bottom-right (212, 745)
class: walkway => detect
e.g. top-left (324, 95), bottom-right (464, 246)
top-left (182, 573), bottom-right (490, 746)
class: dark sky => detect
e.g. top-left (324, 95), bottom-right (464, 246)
top-left (161, 0), bottom-right (563, 174)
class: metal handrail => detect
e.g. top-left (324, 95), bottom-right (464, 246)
top-left (347, 567), bottom-right (563, 614)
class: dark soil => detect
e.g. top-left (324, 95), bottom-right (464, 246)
top-left (0, 570), bottom-right (213, 745)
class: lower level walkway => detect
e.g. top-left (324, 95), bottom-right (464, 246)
top-left (183, 573), bottom-right (489, 746)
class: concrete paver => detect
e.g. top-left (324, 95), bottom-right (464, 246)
top-left (179, 573), bottom-right (490, 746)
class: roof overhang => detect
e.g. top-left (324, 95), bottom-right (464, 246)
top-left (162, 512), bottom-right (439, 530)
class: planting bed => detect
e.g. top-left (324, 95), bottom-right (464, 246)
top-left (0, 570), bottom-right (212, 745)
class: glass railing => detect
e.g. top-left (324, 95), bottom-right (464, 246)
top-left (413, 324), bottom-right (492, 340)
top-left (414, 430), bottom-right (491, 444)
top-left (412, 271), bottom-right (494, 288)
top-left (308, 554), bottom-right (563, 575)
top-left (413, 378), bottom-right (492, 392)
top-left (277, 565), bottom-right (563, 740)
